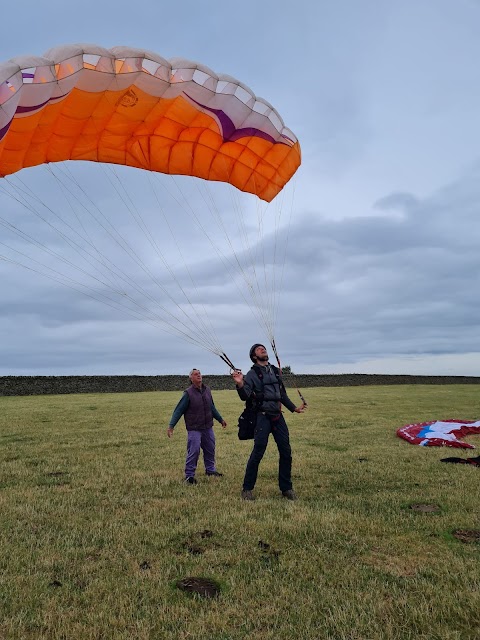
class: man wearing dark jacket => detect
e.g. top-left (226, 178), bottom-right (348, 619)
top-left (168, 369), bottom-right (227, 484)
top-left (232, 344), bottom-right (305, 500)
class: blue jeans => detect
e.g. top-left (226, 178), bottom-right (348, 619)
top-left (185, 428), bottom-right (216, 478)
top-left (243, 413), bottom-right (292, 492)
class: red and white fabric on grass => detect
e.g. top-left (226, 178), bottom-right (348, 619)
top-left (397, 419), bottom-right (480, 449)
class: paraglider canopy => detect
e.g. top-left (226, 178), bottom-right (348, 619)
top-left (0, 44), bottom-right (301, 202)
top-left (397, 419), bottom-right (480, 449)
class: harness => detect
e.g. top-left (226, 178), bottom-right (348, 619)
top-left (246, 364), bottom-right (284, 413)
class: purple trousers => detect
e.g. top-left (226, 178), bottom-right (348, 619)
top-left (185, 427), bottom-right (216, 478)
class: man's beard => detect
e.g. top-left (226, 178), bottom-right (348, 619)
top-left (257, 355), bottom-right (268, 363)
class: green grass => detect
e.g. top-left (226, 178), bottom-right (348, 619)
top-left (1, 385), bottom-right (480, 639)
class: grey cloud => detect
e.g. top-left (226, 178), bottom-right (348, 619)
top-left (374, 192), bottom-right (419, 212)
top-left (3, 163), bottom-right (480, 374)
top-left (281, 172), bottom-right (480, 366)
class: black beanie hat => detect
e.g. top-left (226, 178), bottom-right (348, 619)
top-left (249, 343), bottom-right (266, 362)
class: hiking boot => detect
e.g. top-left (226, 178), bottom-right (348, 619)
top-left (206, 471), bottom-right (223, 477)
top-left (241, 489), bottom-right (255, 501)
top-left (282, 489), bottom-right (297, 500)
top-left (185, 477), bottom-right (197, 485)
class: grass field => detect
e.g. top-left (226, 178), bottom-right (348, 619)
top-left (0, 384), bottom-right (479, 640)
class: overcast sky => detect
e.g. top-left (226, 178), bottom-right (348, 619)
top-left (2, 0), bottom-right (480, 376)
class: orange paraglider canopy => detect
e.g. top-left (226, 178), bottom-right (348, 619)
top-left (0, 44), bottom-right (301, 201)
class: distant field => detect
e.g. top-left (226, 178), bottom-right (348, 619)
top-left (1, 385), bottom-right (479, 639)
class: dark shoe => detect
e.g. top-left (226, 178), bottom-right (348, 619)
top-left (185, 477), bottom-right (197, 485)
top-left (282, 489), bottom-right (297, 500)
top-left (206, 471), bottom-right (223, 477)
top-left (241, 489), bottom-right (255, 501)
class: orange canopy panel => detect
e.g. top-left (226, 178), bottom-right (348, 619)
top-left (0, 44), bottom-right (301, 202)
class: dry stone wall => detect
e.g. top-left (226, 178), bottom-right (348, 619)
top-left (1, 374), bottom-right (479, 396)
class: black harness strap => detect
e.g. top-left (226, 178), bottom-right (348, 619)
top-left (219, 352), bottom-right (237, 371)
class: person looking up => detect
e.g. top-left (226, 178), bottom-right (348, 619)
top-left (232, 344), bottom-right (304, 500)
top-left (168, 368), bottom-right (226, 484)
